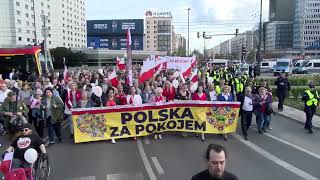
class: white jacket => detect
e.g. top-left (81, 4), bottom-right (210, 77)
top-left (126, 94), bottom-right (142, 106)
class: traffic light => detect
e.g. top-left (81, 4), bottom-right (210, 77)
top-left (203, 32), bottom-right (206, 38)
top-left (236, 29), bottom-right (239, 36)
top-left (197, 32), bottom-right (200, 39)
top-left (241, 46), bottom-right (247, 61)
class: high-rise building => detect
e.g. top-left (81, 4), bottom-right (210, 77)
top-left (0, 0), bottom-right (86, 48)
top-left (144, 11), bottom-right (173, 53)
top-left (265, 21), bottom-right (293, 51)
top-left (293, 0), bottom-right (320, 50)
top-left (269, 0), bottom-right (295, 21)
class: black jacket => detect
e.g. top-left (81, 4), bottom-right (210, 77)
top-left (192, 169), bottom-right (238, 180)
top-left (275, 77), bottom-right (290, 96)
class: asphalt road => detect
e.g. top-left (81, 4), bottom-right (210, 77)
top-left (0, 114), bottom-right (319, 180)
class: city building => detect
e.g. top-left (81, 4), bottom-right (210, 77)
top-left (0, 0), bottom-right (87, 48)
top-left (230, 31), bottom-right (254, 60)
top-left (86, 19), bottom-right (144, 50)
top-left (293, 0), bottom-right (320, 51)
top-left (269, 0), bottom-right (295, 21)
top-left (265, 21), bottom-right (293, 52)
top-left (175, 34), bottom-right (186, 52)
top-left (220, 40), bottom-right (232, 55)
top-left (144, 10), bottom-right (173, 53)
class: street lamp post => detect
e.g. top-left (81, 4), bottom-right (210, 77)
top-left (187, 8), bottom-right (191, 56)
top-left (256, 0), bottom-right (263, 76)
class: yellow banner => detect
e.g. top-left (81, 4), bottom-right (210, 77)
top-left (72, 101), bottom-right (240, 143)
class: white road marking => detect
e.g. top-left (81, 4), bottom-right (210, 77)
top-left (265, 133), bottom-right (320, 160)
top-left (233, 134), bottom-right (318, 180)
top-left (68, 176), bottom-right (96, 180)
top-left (144, 136), bottom-right (150, 145)
top-left (151, 157), bottom-right (165, 175)
top-left (137, 140), bottom-right (157, 180)
top-left (106, 173), bottom-right (144, 180)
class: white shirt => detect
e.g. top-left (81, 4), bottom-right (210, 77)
top-left (126, 94), bottom-right (142, 106)
top-left (209, 91), bottom-right (217, 101)
top-left (242, 96), bottom-right (253, 111)
top-left (0, 89), bottom-right (11, 103)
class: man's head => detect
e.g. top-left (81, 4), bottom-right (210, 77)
top-left (7, 91), bottom-right (17, 102)
top-left (206, 144), bottom-right (227, 178)
top-left (18, 123), bottom-right (33, 135)
top-left (0, 83), bottom-right (7, 91)
top-left (309, 82), bottom-right (315, 90)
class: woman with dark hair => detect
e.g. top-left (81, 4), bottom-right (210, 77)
top-left (175, 83), bottom-right (191, 100)
top-left (192, 84), bottom-right (207, 141)
top-left (105, 88), bottom-right (116, 107)
top-left (41, 88), bottom-right (64, 145)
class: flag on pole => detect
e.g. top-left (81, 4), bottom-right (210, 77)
top-left (108, 69), bottom-right (119, 87)
top-left (139, 57), bottom-right (156, 84)
top-left (126, 28), bottom-right (133, 86)
top-left (116, 57), bottom-right (126, 70)
top-left (63, 57), bottom-right (69, 81)
top-left (190, 68), bottom-right (198, 83)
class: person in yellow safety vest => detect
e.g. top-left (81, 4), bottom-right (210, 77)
top-left (213, 72), bottom-right (220, 84)
top-left (215, 79), bottom-right (225, 95)
top-left (234, 75), bottom-right (244, 101)
top-left (302, 82), bottom-right (319, 134)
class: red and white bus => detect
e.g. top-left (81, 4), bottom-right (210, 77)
top-left (0, 46), bottom-right (54, 80)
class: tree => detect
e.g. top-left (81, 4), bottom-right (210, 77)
top-left (176, 47), bottom-right (186, 57)
top-left (50, 47), bottom-right (88, 68)
top-left (247, 50), bottom-right (256, 63)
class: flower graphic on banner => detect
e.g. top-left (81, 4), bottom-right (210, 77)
top-left (206, 106), bottom-right (237, 131)
top-left (76, 114), bottom-right (107, 138)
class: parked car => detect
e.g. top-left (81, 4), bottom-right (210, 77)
top-left (300, 59), bottom-right (320, 74)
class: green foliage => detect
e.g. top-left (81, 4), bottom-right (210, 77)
top-left (256, 74), bottom-right (320, 86)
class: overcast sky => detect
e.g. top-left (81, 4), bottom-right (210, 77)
top-left (86, 0), bottom-right (269, 51)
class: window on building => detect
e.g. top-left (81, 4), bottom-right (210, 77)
top-left (18, 37), bottom-right (22, 41)
top-left (17, 19), bottom-right (21, 24)
top-left (47, 5), bottom-right (50, 9)
top-left (27, 38), bottom-right (30, 42)
top-left (26, 30), bottom-right (30, 34)
top-left (26, 21), bottom-right (30, 26)
top-left (25, 4), bottom-right (29, 9)
top-left (16, 1), bottom-right (20, 6)
top-left (41, 10), bottom-right (44, 14)
top-left (16, 10), bottom-right (21, 15)
top-left (18, 28), bottom-right (22, 33)
top-left (49, 41), bottom-right (51, 44)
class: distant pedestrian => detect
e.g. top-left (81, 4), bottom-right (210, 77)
top-left (302, 82), bottom-right (319, 134)
top-left (191, 144), bottom-right (238, 180)
top-left (275, 73), bottom-right (290, 111)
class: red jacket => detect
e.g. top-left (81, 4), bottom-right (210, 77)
top-left (163, 87), bottom-right (175, 102)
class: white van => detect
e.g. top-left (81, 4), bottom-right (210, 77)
top-left (273, 58), bottom-right (293, 76)
top-left (208, 59), bottom-right (229, 67)
top-left (301, 59), bottom-right (320, 74)
top-left (260, 61), bottom-right (276, 73)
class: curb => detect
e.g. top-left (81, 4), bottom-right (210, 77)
top-left (273, 110), bottom-right (320, 129)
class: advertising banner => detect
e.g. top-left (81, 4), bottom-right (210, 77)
top-left (165, 56), bottom-right (196, 70)
top-left (72, 101), bottom-right (240, 143)
top-left (87, 36), bottom-right (143, 50)
top-left (87, 19), bottom-right (144, 36)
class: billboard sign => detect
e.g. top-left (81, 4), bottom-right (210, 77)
top-left (87, 19), bottom-right (144, 36)
top-left (87, 36), bottom-right (143, 50)
top-left (145, 10), bottom-right (172, 18)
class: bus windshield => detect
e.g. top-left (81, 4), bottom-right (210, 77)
top-left (0, 55), bottom-right (36, 80)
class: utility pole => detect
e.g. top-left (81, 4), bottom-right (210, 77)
top-left (41, 15), bottom-right (48, 72)
top-left (32, 0), bottom-right (37, 45)
top-left (187, 8), bottom-right (191, 56)
top-left (256, 0), bottom-right (263, 76)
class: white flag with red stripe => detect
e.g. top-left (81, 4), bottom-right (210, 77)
top-left (181, 56), bottom-right (197, 78)
top-left (108, 69), bottom-right (119, 87)
top-left (139, 57), bottom-right (157, 84)
top-left (116, 57), bottom-right (126, 70)
top-left (190, 68), bottom-right (198, 83)
top-left (63, 57), bottom-right (69, 81)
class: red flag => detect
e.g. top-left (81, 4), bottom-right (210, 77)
top-left (190, 68), bottom-right (198, 83)
top-left (108, 69), bottom-right (119, 87)
top-left (116, 57), bottom-right (126, 70)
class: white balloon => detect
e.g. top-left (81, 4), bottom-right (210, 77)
top-left (162, 77), bottom-right (167, 82)
top-left (207, 77), bottom-right (214, 84)
top-left (24, 148), bottom-right (38, 164)
top-left (98, 69), bottom-right (104, 75)
top-left (172, 79), bottom-right (179, 88)
top-left (190, 83), bottom-right (198, 93)
top-left (92, 86), bottom-right (103, 97)
top-left (90, 83), bottom-right (96, 88)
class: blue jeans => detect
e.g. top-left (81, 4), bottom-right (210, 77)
top-left (66, 114), bottom-right (73, 135)
top-left (46, 116), bottom-right (61, 142)
top-left (256, 112), bottom-right (271, 130)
